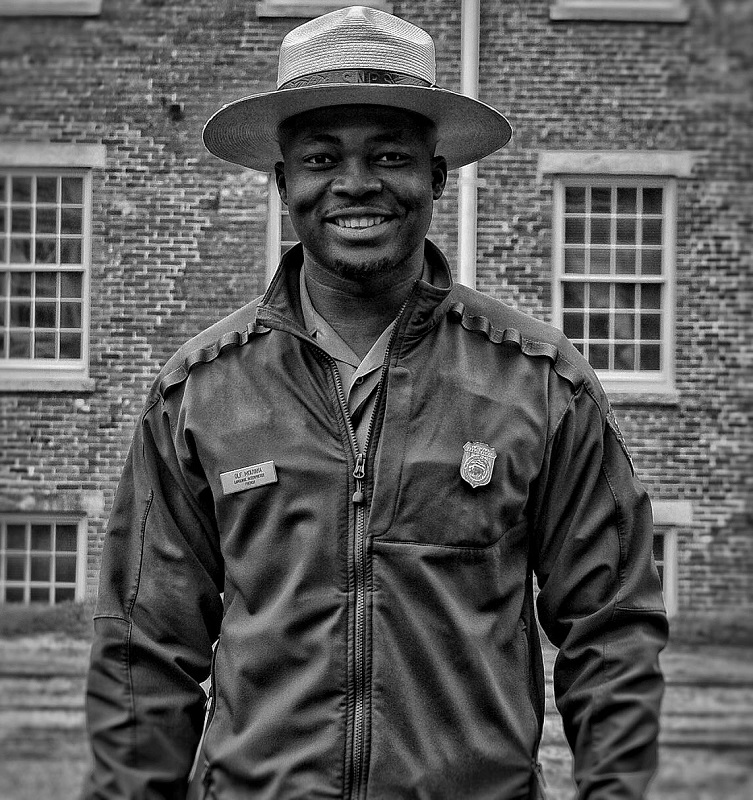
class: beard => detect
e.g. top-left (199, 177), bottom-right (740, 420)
top-left (329, 254), bottom-right (402, 278)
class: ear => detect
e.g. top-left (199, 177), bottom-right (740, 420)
top-left (274, 162), bottom-right (288, 205)
top-left (431, 156), bottom-right (448, 200)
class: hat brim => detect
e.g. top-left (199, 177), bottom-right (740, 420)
top-left (202, 84), bottom-right (512, 172)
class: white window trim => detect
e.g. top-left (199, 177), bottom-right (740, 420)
top-left (0, 514), bottom-right (87, 605)
top-left (1, 143), bottom-right (105, 392)
top-left (543, 151), bottom-right (693, 397)
top-left (0, 0), bottom-right (102, 15)
top-left (256, 1), bottom-right (393, 18)
top-left (267, 183), bottom-right (283, 286)
top-left (652, 500), bottom-right (690, 617)
top-left (549, 0), bottom-right (689, 23)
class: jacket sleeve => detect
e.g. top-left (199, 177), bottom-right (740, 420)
top-left (83, 392), bottom-right (224, 800)
top-left (531, 379), bottom-right (668, 800)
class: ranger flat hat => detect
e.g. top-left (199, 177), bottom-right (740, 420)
top-left (203, 5), bottom-right (512, 172)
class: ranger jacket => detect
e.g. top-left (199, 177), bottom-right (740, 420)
top-left (84, 241), bottom-right (668, 800)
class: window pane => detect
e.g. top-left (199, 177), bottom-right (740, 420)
top-left (10, 301), bottom-right (31, 326)
top-left (31, 524), bottom-right (52, 550)
top-left (281, 214), bottom-right (297, 242)
top-left (590, 283), bottom-right (610, 309)
top-left (10, 239), bottom-right (31, 263)
top-left (55, 587), bottom-right (75, 603)
top-left (55, 555), bottom-right (77, 583)
top-left (589, 313), bottom-right (609, 339)
top-left (37, 177), bottom-right (57, 203)
top-left (34, 332), bottom-right (57, 359)
top-left (36, 208), bottom-right (57, 234)
top-left (11, 208), bottom-right (31, 233)
top-left (591, 187), bottom-right (611, 213)
top-left (616, 249), bottom-right (636, 274)
top-left (5, 587), bottom-right (24, 603)
top-left (35, 302), bottom-right (57, 328)
top-left (61, 177), bottom-right (83, 204)
top-left (61, 207), bottom-right (82, 235)
top-left (60, 239), bottom-right (82, 264)
top-left (565, 186), bottom-right (586, 213)
top-left (9, 331), bottom-right (31, 358)
top-left (640, 344), bottom-right (661, 370)
top-left (617, 187), bottom-right (637, 214)
top-left (616, 217), bottom-right (636, 245)
top-left (10, 272), bottom-right (32, 296)
top-left (60, 302), bottom-right (81, 328)
top-left (31, 555), bottom-right (51, 581)
top-left (6, 554), bottom-right (26, 581)
top-left (35, 239), bottom-right (57, 264)
top-left (56, 525), bottom-right (78, 551)
top-left (642, 187), bottom-right (663, 214)
top-left (11, 176), bottom-right (32, 203)
top-left (615, 284), bottom-right (636, 309)
top-left (564, 248), bottom-right (585, 274)
top-left (641, 284), bottom-right (661, 309)
top-left (563, 282), bottom-right (585, 308)
top-left (642, 218), bottom-right (662, 245)
top-left (60, 272), bottom-right (82, 298)
top-left (565, 217), bottom-right (585, 243)
top-left (590, 248), bottom-right (610, 274)
top-left (563, 312), bottom-right (584, 339)
top-left (590, 344), bottom-right (609, 370)
top-left (7, 524), bottom-right (26, 549)
top-left (59, 331), bottom-right (82, 359)
top-left (30, 587), bottom-right (51, 603)
top-left (614, 314), bottom-right (635, 340)
top-left (614, 343), bottom-right (636, 370)
top-left (36, 271), bottom-right (57, 297)
top-left (590, 217), bottom-right (610, 245)
top-left (641, 249), bottom-right (662, 275)
top-left (653, 534), bottom-right (665, 562)
top-left (640, 314), bottom-right (661, 340)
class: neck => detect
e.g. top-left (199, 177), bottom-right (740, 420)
top-left (302, 248), bottom-right (424, 359)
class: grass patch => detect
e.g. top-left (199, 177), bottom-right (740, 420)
top-left (0, 601), bottom-right (95, 640)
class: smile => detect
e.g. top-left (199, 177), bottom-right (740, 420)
top-left (333, 216), bottom-right (387, 229)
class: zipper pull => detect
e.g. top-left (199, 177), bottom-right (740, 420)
top-left (352, 453), bottom-right (365, 504)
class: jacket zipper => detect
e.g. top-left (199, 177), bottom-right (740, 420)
top-left (327, 301), bottom-right (409, 800)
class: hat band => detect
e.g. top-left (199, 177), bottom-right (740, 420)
top-left (279, 68), bottom-right (432, 90)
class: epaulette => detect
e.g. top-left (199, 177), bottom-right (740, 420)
top-left (158, 320), bottom-right (271, 400)
top-left (447, 301), bottom-right (582, 389)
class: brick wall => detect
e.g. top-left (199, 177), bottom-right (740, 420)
top-left (0, 0), bottom-right (750, 613)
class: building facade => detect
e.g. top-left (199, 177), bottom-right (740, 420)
top-left (0, 0), bottom-right (750, 618)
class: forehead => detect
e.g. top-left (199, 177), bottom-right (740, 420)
top-left (278, 105), bottom-right (434, 149)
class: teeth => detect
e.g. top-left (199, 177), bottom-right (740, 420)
top-left (335, 216), bottom-right (386, 229)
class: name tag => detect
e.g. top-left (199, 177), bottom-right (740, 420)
top-left (220, 461), bottom-right (277, 495)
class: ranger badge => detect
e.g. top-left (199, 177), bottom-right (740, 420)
top-left (460, 441), bottom-right (497, 489)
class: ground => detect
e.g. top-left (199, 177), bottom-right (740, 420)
top-left (0, 635), bottom-right (752, 799)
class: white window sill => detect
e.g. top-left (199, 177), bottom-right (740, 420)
top-left (550, 1), bottom-right (689, 23)
top-left (256, 1), bottom-right (393, 18)
top-left (0, 375), bottom-right (95, 393)
top-left (0, 0), bottom-right (102, 15)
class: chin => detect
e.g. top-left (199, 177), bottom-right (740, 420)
top-left (331, 255), bottom-right (399, 278)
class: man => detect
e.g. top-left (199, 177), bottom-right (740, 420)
top-left (84, 7), bottom-right (668, 800)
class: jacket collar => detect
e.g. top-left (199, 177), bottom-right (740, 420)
top-left (255, 240), bottom-right (454, 347)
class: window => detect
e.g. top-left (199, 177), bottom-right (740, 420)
top-left (542, 151), bottom-right (693, 395)
top-left (267, 187), bottom-right (299, 283)
top-left (651, 500), bottom-right (689, 617)
top-left (549, 0), bottom-right (689, 23)
top-left (0, 0), bottom-right (102, 15)
top-left (256, 1), bottom-right (392, 18)
top-left (0, 143), bottom-right (105, 391)
top-left (0, 516), bottom-right (86, 604)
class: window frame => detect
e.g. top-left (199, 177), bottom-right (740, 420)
top-left (0, 0), bottom-right (102, 15)
top-left (651, 500), bottom-right (690, 618)
top-left (266, 185), bottom-right (298, 285)
top-left (551, 174), bottom-right (677, 394)
top-left (0, 514), bottom-right (87, 605)
top-left (0, 143), bottom-right (105, 392)
top-left (549, 0), bottom-right (689, 23)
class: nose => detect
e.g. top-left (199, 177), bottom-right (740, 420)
top-left (330, 158), bottom-right (382, 197)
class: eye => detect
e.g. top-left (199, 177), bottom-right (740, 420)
top-left (375, 151), bottom-right (410, 165)
top-left (303, 153), bottom-right (335, 166)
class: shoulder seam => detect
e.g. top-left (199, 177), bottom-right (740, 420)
top-left (158, 321), bottom-right (271, 400)
top-left (447, 301), bottom-right (583, 389)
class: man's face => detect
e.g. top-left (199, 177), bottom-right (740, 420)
top-left (275, 105), bottom-right (447, 279)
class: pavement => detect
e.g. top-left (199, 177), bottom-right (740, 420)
top-left (0, 635), bottom-right (751, 799)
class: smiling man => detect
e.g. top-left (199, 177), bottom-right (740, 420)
top-left (84, 7), bottom-right (668, 800)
